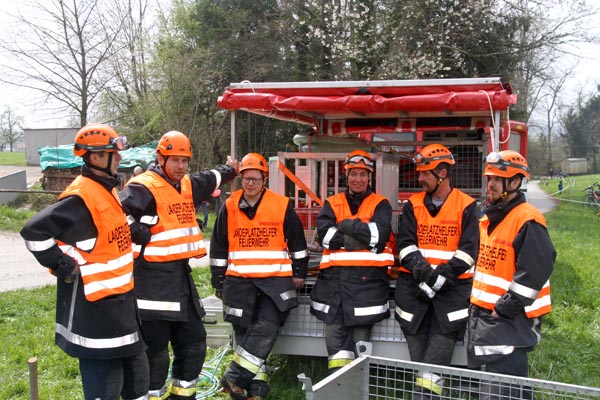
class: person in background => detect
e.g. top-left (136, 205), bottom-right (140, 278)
top-left (210, 152), bottom-right (308, 400)
top-left (310, 150), bottom-right (395, 374)
top-left (120, 131), bottom-right (238, 400)
top-left (201, 200), bottom-right (210, 229)
top-left (394, 144), bottom-right (479, 399)
top-left (20, 124), bottom-right (149, 400)
top-left (469, 150), bottom-right (555, 399)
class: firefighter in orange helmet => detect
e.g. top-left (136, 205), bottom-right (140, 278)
top-left (310, 150), bottom-right (395, 374)
top-left (20, 124), bottom-right (149, 399)
top-left (120, 130), bottom-right (239, 400)
top-left (394, 144), bottom-right (479, 399)
top-left (468, 150), bottom-right (555, 399)
top-left (210, 152), bottom-right (308, 400)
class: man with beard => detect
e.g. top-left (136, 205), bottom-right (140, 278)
top-left (394, 144), bottom-right (479, 399)
top-left (468, 150), bottom-right (555, 399)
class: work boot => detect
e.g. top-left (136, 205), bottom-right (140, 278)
top-left (220, 377), bottom-right (247, 400)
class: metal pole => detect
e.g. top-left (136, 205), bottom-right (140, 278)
top-left (28, 356), bottom-right (39, 400)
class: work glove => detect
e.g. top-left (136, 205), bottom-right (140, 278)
top-left (210, 266), bottom-right (225, 300)
top-left (130, 221), bottom-right (151, 246)
top-left (337, 218), bottom-right (360, 235)
top-left (55, 254), bottom-right (79, 283)
top-left (410, 259), bottom-right (434, 283)
top-left (196, 218), bottom-right (205, 231)
top-left (417, 282), bottom-right (436, 303)
top-left (428, 264), bottom-right (456, 292)
top-left (494, 292), bottom-right (524, 320)
top-left (344, 234), bottom-right (370, 251)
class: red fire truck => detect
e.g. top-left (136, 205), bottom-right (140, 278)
top-left (214, 77), bottom-right (528, 365)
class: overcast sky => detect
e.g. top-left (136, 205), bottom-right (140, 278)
top-left (1, 1), bottom-right (600, 129)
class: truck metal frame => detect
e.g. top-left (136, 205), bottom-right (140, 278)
top-left (216, 77), bottom-right (527, 364)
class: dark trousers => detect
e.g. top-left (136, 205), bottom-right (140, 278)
top-left (142, 306), bottom-right (207, 398)
top-left (479, 348), bottom-right (533, 400)
top-left (79, 351), bottom-right (149, 400)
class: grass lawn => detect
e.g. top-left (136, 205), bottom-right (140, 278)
top-left (0, 151), bottom-right (26, 166)
top-left (0, 175), bottom-right (598, 398)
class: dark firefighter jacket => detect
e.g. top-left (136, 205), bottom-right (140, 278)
top-left (468, 193), bottom-right (555, 366)
top-left (395, 189), bottom-right (479, 335)
top-left (20, 166), bottom-right (145, 359)
top-left (119, 164), bottom-right (236, 321)
top-left (310, 188), bottom-right (394, 326)
top-left (209, 188), bottom-right (308, 328)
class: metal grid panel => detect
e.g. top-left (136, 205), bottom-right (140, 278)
top-left (302, 354), bottom-right (600, 400)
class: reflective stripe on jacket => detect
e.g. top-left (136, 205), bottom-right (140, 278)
top-left (399, 190), bottom-right (475, 279)
top-left (225, 189), bottom-right (292, 278)
top-left (127, 172), bottom-right (205, 262)
top-left (471, 202), bottom-right (552, 318)
top-left (58, 176), bottom-right (134, 302)
top-left (320, 192), bottom-right (394, 269)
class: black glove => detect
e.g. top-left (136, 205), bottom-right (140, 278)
top-left (494, 292), bottom-right (524, 319)
top-left (429, 264), bottom-right (456, 292)
top-left (344, 234), bottom-right (370, 251)
top-left (130, 221), bottom-right (151, 246)
top-left (417, 282), bottom-right (436, 303)
top-left (411, 259), bottom-right (434, 283)
top-left (215, 289), bottom-right (223, 300)
top-left (55, 255), bottom-right (78, 282)
top-left (337, 218), bottom-right (359, 235)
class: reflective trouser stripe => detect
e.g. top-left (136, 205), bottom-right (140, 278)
top-left (148, 383), bottom-right (169, 400)
top-left (253, 365), bottom-right (268, 382)
top-left (328, 350), bottom-right (354, 370)
top-left (415, 372), bottom-right (444, 395)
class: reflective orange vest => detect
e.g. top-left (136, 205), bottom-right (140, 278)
top-left (225, 189), bottom-right (292, 278)
top-left (127, 173), bottom-right (206, 262)
top-left (399, 190), bottom-right (475, 279)
top-left (58, 176), bottom-right (134, 302)
top-left (320, 192), bottom-right (395, 269)
top-left (471, 202), bottom-right (552, 318)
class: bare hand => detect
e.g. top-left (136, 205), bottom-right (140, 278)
top-left (292, 277), bottom-right (305, 290)
top-left (226, 155), bottom-right (239, 173)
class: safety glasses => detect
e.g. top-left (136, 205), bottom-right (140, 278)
top-left (412, 152), bottom-right (454, 165)
top-left (78, 136), bottom-right (128, 152)
top-left (485, 152), bottom-right (529, 173)
top-left (347, 154), bottom-right (374, 168)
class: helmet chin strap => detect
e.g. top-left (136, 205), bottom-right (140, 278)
top-left (86, 152), bottom-right (117, 177)
top-left (501, 177), bottom-right (520, 199)
top-left (158, 155), bottom-right (176, 182)
top-left (427, 170), bottom-right (445, 196)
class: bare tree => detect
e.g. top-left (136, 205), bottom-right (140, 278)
top-left (0, 107), bottom-right (24, 152)
top-left (0, 0), bottom-right (125, 127)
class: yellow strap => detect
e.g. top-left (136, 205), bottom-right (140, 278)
top-left (253, 371), bottom-right (268, 382)
top-left (415, 377), bottom-right (443, 395)
top-left (277, 160), bottom-right (324, 207)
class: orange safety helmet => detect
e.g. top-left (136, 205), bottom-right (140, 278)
top-left (413, 144), bottom-right (455, 171)
top-left (484, 150), bottom-right (530, 179)
top-left (73, 124), bottom-right (127, 157)
top-left (156, 131), bottom-right (192, 157)
top-left (344, 150), bottom-right (374, 172)
top-left (239, 153), bottom-right (269, 174)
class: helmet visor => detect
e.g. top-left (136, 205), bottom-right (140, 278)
top-left (412, 152), bottom-right (453, 166)
top-left (485, 152), bottom-right (529, 174)
top-left (346, 154), bottom-right (374, 169)
top-left (77, 136), bottom-right (128, 152)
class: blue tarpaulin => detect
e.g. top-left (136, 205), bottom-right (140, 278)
top-left (39, 141), bottom-right (158, 171)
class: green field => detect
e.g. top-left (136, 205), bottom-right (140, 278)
top-left (0, 151), bottom-right (26, 166)
top-left (0, 176), bottom-right (598, 399)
